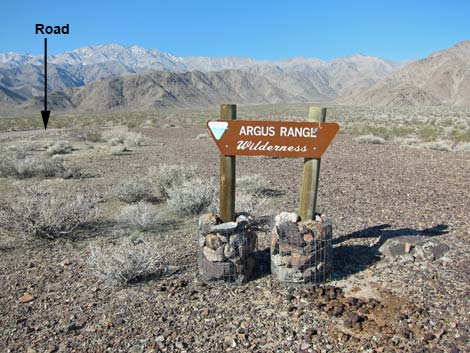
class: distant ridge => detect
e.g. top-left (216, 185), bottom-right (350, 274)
top-left (341, 40), bottom-right (470, 106)
top-left (0, 43), bottom-right (404, 108)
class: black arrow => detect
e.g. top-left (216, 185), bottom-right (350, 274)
top-left (41, 37), bottom-right (50, 130)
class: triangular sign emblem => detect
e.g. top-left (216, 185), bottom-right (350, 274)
top-left (208, 121), bottom-right (228, 140)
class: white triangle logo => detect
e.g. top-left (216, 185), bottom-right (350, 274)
top-left (208, 121), bottom-right (228, 140)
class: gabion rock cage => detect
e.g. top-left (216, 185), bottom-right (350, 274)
top-left (271, 212), bottom-right (333, 285)
top-left (198, 213), bottom-right (257, 283)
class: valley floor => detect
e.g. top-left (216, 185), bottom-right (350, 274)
top-left (0, 113), bottom-right (469, 352)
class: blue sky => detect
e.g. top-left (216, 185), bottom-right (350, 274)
top-left (1, 0), bottom-right (469, 61)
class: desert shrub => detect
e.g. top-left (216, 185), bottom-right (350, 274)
top-left (0, 185), bottom-right (99, 239)
top-left (195, 133), bottom-right (209, 140)
top-left (118, 201), bottom-right (162, 231)
top-left (237, 174), bottom-right (270, 195)
top-left (354, 134), bottom-right (386, 145)
top-left (454, 142), bottom-right (470, 152)
top-left (167, 178), bottom-right (214, 216)
top-left (0, 146), bottom-right (76, 179)
top-left (102, 127), bottom-right (145, 147)
top-left (69, 129), bottom-right (102, 143)
top-left (235, 193), bottom-right (270, 218)
top-left (150, 164), bottom-right (196, 201)
top-left (87, 239), bottom-right (164, 287)
top-left (47, 140), bottom-right (74, 155)
top-left (114, 177), bottom-right (154, 203)
top-left (110, 145), bottom-right (129, 155)
top-left (419, 141), bottom-right (453, 152)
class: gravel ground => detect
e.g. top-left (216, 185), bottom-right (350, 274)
top-left (0, 126), bottom-right (469, 353)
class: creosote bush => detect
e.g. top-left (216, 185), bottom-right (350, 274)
top-left (114, 177), bottom-right (154, 203)
top-left (118, 201), bottom-right (162, 231)
top-left (0, 185), bottom-right (99, 239)
top-left (87, 239), bottom-right (164, 287)
top-left (150, 164), bottom-right (196, 201)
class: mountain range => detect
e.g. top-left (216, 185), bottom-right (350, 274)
top-left (1, 41), bottom-right (469, 111)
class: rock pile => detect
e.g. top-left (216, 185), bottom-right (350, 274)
top-left (198, 213), bottom-right (257, 283)
top-left (271, 212), bottom-right (333, 284)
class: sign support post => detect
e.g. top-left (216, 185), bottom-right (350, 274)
top-left (219, 104), bottom-right (236, 222)
top-left (299, 107), bottom-right (327, 220)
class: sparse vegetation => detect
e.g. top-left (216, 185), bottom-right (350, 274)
top-left (150, 164), bottom-right (196, 201)
top-left (167, 178), bottom-right (215, 216)
top-left (47, 140), bottom-right (74, 155)
top-left (102, 127), bottom-right (146, 147)
top-left (87, 239), bottom-right (164, 287)
top-left (114, 177), bottom-right (154, 203)
top-left (354, 134), bottom-right (386, 145)
top-left (0, 145), bottom-right (77, 179)
top-left (0, 184), bottom-right (99, 239)
top-left (118, 201), bottom-right (162, 231)
top-left (237, 174), bottom-right (271, 195)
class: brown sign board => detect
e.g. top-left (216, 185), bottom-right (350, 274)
top-left (207, 120), bottom-right (339, 158)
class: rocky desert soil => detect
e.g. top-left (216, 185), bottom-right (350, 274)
top-left (0, 122), bottom-right (469, 353)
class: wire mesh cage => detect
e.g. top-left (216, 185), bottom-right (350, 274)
top-left (271, 212), bottom-right (333, 285)
top-left (198, 213), bottom-right (257, 284)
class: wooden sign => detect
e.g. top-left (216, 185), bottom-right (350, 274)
top-left (207, 120), bottom-right (339, 158)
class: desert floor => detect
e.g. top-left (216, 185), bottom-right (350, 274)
top-left (0, 105), bottom-right (469, 353)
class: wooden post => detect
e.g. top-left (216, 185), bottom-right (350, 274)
top-left (219, 104), bottom-right (236, 222)
top-left (299, 107), bottom-right (327, 220)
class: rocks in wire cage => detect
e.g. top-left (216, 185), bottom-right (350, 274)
top-left (198, 213), bottom-right (257, 283)
top-left (271, 212), bottom-right (333, 285)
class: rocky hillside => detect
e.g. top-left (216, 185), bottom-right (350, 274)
top-left (342, 41), bottom-right (470, 106)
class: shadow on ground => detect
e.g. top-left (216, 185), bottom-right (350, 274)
top-left (332, 224), bottom-right (449, 280)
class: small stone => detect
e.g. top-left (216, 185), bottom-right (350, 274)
top-left (275, 212), bottom-right (299, 226)
top-left (405, 242), bottom-right (412, 253)
top-left (19, 294), bottom-right (35, 303)
top-left (236, 214), bottom-right (249, 223)
top-left (423, 333), bottom-right (435, 342)
top-left (224, 244), bottom-right (235, 258)
top-left (202, 308), bottom-right (209, 316)
top-left (300, 342), bottom-right (311, 350)
top-left (26, 348), bottom-right (36, 353)
top-left (303, 233), bottom-right (314, 243)
top-left (202, 245), bottom-right (225, 262)
top-left (211, 222), bottom-right (238, 233)
top-left (450, 344), bottom-right (460, 353)
top-left (205, 233), bottom-right (222, 250)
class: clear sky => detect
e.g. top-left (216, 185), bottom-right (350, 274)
top-left (1, 0), bottom-right (469, 61)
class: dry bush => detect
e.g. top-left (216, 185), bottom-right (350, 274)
top-left (195, 133), bottom-right (209, 140)
top-left (47, 140), bottom-right (74, 155)
top-left (237, 174), bottom-right (270, 195)
top-left (235, 193), bottom-right (271, 218)
top-left (87, 239), bottom-right (164, 287)
top-left (0, 185), bottom-right (99, 239)
top-left (149, 164), bottom-right (196, 201)
top-left (167, 178), bottom-right (215, 216)
top-left (118, 201), bottom-right (162, 231)
top-left (114, 177), bottom-right (154, 203)
top-left (0, 146), bottom-right (77, 179)
top-left (102, 127), bottom-right (146, 147)
top-left (69, 128), bottom-right (102, 142)
top-left (418, 140), bottom-right (453, 152)
top-left (354, 134), bottom-right (386, 145)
